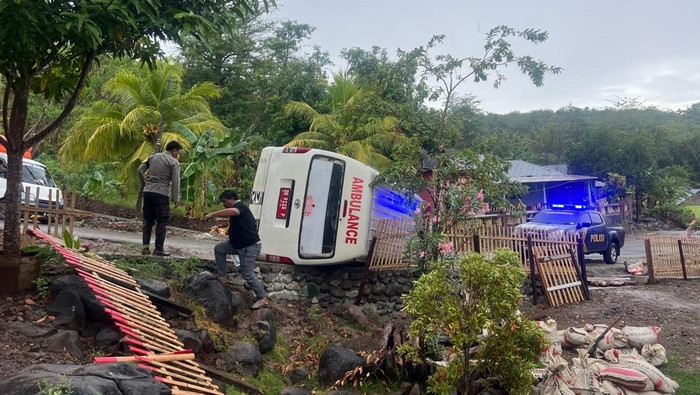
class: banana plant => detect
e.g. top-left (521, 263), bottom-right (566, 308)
top-left (173, 122), bottom-right (250, 218)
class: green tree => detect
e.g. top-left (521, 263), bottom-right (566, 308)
top-left (0, 0), bottom-right (272, 259)
top-left (60, 61), bottom-right (226, 187)
top-left (175, 123), bottom-right (252, 218)
top-left (401, 249), bottom-right (545, 395)
top-left (180, 19), bottom-right (331, 145)
top-left (414, 27), bottom-right (561, 147)
top-left (284, 72), bottom-right (405, 169)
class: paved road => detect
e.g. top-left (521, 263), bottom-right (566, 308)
top-left (2, 219), bottom-right (222, 260)
top-left (3, 218), bottom-right (685, 264)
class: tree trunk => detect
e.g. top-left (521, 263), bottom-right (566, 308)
top-left (3, 86), bottom-right (30, 259)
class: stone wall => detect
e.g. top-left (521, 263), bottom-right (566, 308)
top-left (255, 263), bottom-right (416, 318)
top-left (248, 262), bottom-right (545, 316)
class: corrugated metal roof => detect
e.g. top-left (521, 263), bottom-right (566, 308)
top-left (508, 160), bottom-right (597, 183)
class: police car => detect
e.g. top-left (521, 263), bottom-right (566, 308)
top-left (514, 204), bottom-right (625, 264)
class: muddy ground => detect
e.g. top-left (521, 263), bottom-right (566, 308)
top-left (1, 201), bottom-right (699, 383)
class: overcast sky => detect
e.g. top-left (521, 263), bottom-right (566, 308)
top-left (270, 0), bottom-right (700, 114)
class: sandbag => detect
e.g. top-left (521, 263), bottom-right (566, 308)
top-left (599, 366), bottom-right (654, 392)
top-left (619, 356), bottom-right (679, 393)
top-left (538, 317), bottom-right (558, 333)
top-left (562, 327), bottom-right (589, 348)
top-left (545, 330), bottom-right (566, 347)
top-left (596, 328), bottom-right (629, 351)
top-left (537, 375), bottom-right (576, 395)
top-left (641, 343), bottom-right (668, 367)
top-left (569, 349), bottom-right (606, 394)
top-left (623, 326), bottom-right (661, 349)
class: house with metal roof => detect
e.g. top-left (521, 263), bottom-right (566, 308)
top-left (508, 160), bottom-right (598, 209)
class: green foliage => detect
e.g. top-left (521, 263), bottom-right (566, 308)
top-left (38, 377), bottom-right (74, 395)
top-left (62, 230), bottom-right (80, 251)
top-left (33, 277), bottom-right (50, 299)
top-left (601, 173), bottom-right (628, 203)
top-left (647, 203), bottom-right (694, 228)
top-left (114, 257), bottom-right (164, 279)
top-left (60, 60), bottom-right (227, 190)
top-left (285, 72), bottom-right (407, 170)
top-left (401, 249), bottom-right (545, 394)
top-left (0, 0), bottom-right (273, 258)
top-left (82, 170), bottom-right (122, 199)
top-left (176, 123), bottom-right (252, 218)
top-left (169, 257), bottom-right (200, 279)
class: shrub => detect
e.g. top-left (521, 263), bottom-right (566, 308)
top-left (400, 249), bottom-right (545, 395)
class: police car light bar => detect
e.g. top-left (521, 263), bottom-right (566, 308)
top-left (551, 203), bottom-right (587, 210)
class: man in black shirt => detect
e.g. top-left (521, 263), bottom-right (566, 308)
top-left (205, 189), bottom-right (268, 309)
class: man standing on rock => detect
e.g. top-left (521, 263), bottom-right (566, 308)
top-left (205, 189), bottom-right (269, 309)
top-left (138, 141), bottom-right (182, 256)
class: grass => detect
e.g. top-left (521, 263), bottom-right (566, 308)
top-left (662, 357), bottom-right (700, 395)
top-left (686, 205), bottom-right (700, 220)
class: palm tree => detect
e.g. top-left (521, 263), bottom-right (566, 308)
top-left (60, 60), bottom-right (226, 188)
top-left (284, 72), bottom-right (405, 169)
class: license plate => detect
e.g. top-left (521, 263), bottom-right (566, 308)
top-left (276, 188), bottom-right (291, 219)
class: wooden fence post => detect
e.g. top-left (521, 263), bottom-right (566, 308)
top-left (645, 238), bottom-right (655, 284)
top-left (527, 235), bottom-right (537, 305)
top-left (677, 239), bottom-right (688, 280)
top-left (577, 236), bottom-right (589, 297)
top-left (355, 237), bottom-right (377, 306)
top-left (570, 247), bottom-right (590, 300)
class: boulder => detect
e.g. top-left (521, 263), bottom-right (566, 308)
top-left (222, 341), bottom-right (262, 377)
top-left (250, 308), bottom-right (275, 323)
top-left (47, 330), bottom-right (81, 356)
top-left (318, 346), bottom-right (365, 387)
top-left (95, 327), bottom-right (121, 353)
top-left (50, 275), bottom-right (112, 324)
top-left (0, 363), bottom-right (169, 395)
top-left (331, 303), bottom-right (370, 327)
top-left (48, 290), bottom-right (86, 331)
top-left (250, 320), bottom-right (277, 354)
top-left (197, 329), bottom-right (217, 354)
top-left (288, 365), bottom-right (309, 384)
top-left (280, 386), bottom-right (312, 395)
top-left (135, 277), bottom-right (171, 298)
top-left (184, 272), bottom-right (242, 325)
top-left (176, 329), bottom-right (203, 355)
top-left (7, 321), bottom-right (55, 338)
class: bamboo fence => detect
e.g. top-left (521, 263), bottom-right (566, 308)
top-left (645, 236), bottom-right (700, 283)
top-left (28, 228), bottom-right (224, 395)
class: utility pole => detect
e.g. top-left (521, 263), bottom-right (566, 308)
top-left (155, 77), bottom-right (171, 152)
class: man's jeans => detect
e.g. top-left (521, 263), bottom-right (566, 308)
top-left (215, 241), bottom-right (266, 300)
top-left (142, 192), bottom-right (170, 251)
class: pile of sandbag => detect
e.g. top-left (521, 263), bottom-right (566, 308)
top-left (626, 260), bottom-right (648, 275)
top-left (534, 318), bottom-right (679, 395)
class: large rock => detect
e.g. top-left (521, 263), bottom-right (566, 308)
top-left (0, 363), bottom-right (170, 395)
top-left (7, 321), bottom-right (55, 338)
top-left (221, 341), bottom-right (262, 377)
top-left (48, 290), bottom-right (86, 331)
top-left (318, 346), bottom-right (365, 387)
top-left (288, 366), bottom-right (309, 384)
top-left (50, 275), bottom-right (112, 324)
top-left (280, 386), bottom-right (312, 395)
top-left (331, 303), bottom-right (370, 327)
top-left (184, 272), bottom-right (242, 325)
top-left (136, 277), bottom-right (171, 298)
top-left (95, 327), bottom-right (121, 353)
top-left (176, 329), bottom-right (203, 355)
top-left (250, 320), bottom-right (277, 354)
top-left (47, 330), bottom-right (82, 356)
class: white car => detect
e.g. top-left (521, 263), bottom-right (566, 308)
top-left (0, 153), bottom-right (63, 219)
